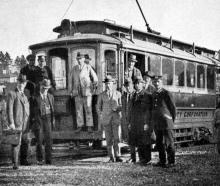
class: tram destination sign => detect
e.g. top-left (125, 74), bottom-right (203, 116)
top-left (176, 110), bottom-right (214, 119)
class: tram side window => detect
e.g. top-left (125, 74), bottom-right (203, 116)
top-left (207, 66), bottom-right (215, 90)
top-left (175, 60), bottom-right (184, 86)
top-left (105, 50), bottom-right (116, 78)
top-left (186, 62), bottom-right (195, 87)
top-left (51, 56), bottom-right (67, 89)
top-left (197, 65), bottom-right (205, 88)
top-left (148, 54), bottom-right (161, 75)
top-left (162, 58), bottom-right (173, 85)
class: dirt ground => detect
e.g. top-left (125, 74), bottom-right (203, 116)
top-left (0, 144), bottom-right (219, 186)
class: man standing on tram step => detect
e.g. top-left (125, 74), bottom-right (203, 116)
top-left (128, 76), bottom-right (153, 165)
top-left (151, 75), bottom-right (176, 168)
top-left (124, 54), bottom-right (142, 82)
top-left (32, 79), bottom-right (55, 165)
top-left (96, 75), bottom-right (123, 162)
top-left (70, 52), bottom-right (98, 132)
top-left (20, 54), bottom-right (37, 96)
top-left (35, 55), bottom-right (56, 94)
top-left (143, 71), bottom-right (155, 94)
top-left (7, 74), bottom-right (30, 169)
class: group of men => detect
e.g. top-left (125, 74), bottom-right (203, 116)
top-left (7, 54), bottom-right (55, 169)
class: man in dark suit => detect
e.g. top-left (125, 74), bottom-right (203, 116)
top-left (32, 79), bottom-right (55, 165)
top-left (124, 54), bottom-right (142, 82)
top-left (7, 74), bottom-right (30, 169)
top-left (151, 75), bottom-right (176, 168)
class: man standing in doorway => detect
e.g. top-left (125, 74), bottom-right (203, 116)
top-left (70, 52), bottom-right (98, 132)
top-left (152, 75), bottom-right (176, 168)
top-left (125, 54), bottom-right (142, 82)
top-left (7, 74), bottom-right (30, 169)
top-left (97, 75), bottom-right (123, 162)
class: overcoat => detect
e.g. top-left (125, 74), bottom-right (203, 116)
top-left (128, 89), bottom-right (152, 146)
top-left (7, 88), bottom-right (30, 132)
top-left (151, 88), bottom-right (176, 130)
top-left (124, 67), bottom-right (142, 82)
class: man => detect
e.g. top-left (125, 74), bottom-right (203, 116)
top-left (152, 75), bottom-right (176, 168)
top-left (143, 71), bottom-right (155, 93)
top-left (124, 54), bottom-right (142, 82)
top-left (35, 55), bottom-right (56, 92)
top-left (84, 54), bottom-right (92, 65)
top-left (70, 52), bottom-right (98, 132)
top-left (32, 79), bottom-right (55, 165)
top-left (128, 76), bottom-right (153, 165)
top-left (20, 54), bottom-right (37, 96)
top-left (7, 74), bottom-right (30, 169)
top-left (96, 75), bottom-right (123, 162)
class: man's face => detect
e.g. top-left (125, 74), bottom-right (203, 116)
top-left (128, 61), bottom-right (135, 69)
top-left (134, 81), bottom-right (143, 92)
top-left (105, 82), bottom-right (113, 91)
top-left (40, 86), bottom-right (49, 94)
top-left (29, 58), bottom-right (35, 66)
top-left (125, 84), bottom-right (133, 93)
top-left (77, 57), bottom-right (85, 66)
top-left (17, 82), bottom-right (27, 92)
top-left (84, 59), bottom-right (90, 64)
top-left (153, 79), bottom-right (162, 90)
top-left (38, 57), bottom-right (46, 68)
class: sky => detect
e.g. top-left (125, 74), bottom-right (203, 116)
top-left (0, 0), bottom-right (219, 59)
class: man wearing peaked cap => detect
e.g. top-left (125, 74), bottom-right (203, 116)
top-left (124, 54), bottom-right (142, 82)
top-left (70, 51), bottom-right (98, 132)
top-left (7, 74), bottom-right (30, 169)
top-left (31, 79), bottom-right (55, 165)
top-left (97, 75), bottom-right (123, 162)
top-left (143, 71), bottom-right (155, 93)
top-left (152, 73), bottom-right (176, 168)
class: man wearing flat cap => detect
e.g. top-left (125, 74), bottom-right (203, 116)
top-left (20, 54), bottom-right (37, 96)
top-left (70, 52), bottom-right (98, 132)
top-left (96, 75), bottom-right (123, 162)
top-left (7, 74), bottom-right (30, 169)
top-left (143, 71), bottom-right (155, 93)
top-left (151, 75), bottom-right (176, 168)
top-left (31, 79), bottom-right (55, 165)
top-left (125, 54), bottom-right (142, 82)
top-left (128, 76), bottom-right (153, 165)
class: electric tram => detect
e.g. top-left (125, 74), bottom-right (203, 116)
top-left (27, 19), bottom-right (220, 144)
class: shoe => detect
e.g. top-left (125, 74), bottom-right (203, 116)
top-left (108, 157), bottom-right (115, 162)
top-left (75, 127), bottom-right (82, 132)
top-left (13, 164), bottom-right (18, 170)
top-left (115, 157), bottom-right (123, 162)
top-left (20, 160), bottom-right (31, 166)
top-left (153, 162), bottom-right (166, 167)
top-left (46, 160), bottom-right (52, 165)
top-left (37, 160), bottom-right (44, 165)
top-left (138, 160), bottom-right (151, 166)
top-left (126, 158), bottom-right (136, 164)
top-left (87, 126), bottom-right (93, 133)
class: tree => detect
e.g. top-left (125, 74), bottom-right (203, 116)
top-left (4, 52), bottom-right (12, 65)
top-left (20, 55), bottom-right (27, 68)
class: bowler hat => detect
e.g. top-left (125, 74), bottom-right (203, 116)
top-left (84, 54), bottom-right (91, 60)
top-left (133, 76), bottom-right (144, 84)
top-left (76, 52), bottom-right (85, 59)
top-left (17, 74), bottom-right (27, 83)
top-left (103, 75), bottom-right (115, 83)
top-left (143, 71), bottom-right (154, 78)
top-left (124, 78), bottom-right (133, 86)
top-left (37, 55), bottom-right (46, 61)
top-left (128, 54), bottom-right (137, 63)
top-left (40, 79), bottom-right (51, 89)
top-left (26, 54), bottom-right (35, 61)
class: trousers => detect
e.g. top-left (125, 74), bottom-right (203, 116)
top-left (75, 95), bottom-right (93, 127)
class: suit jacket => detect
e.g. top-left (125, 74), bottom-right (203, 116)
top-left (7, 88), bottom-right (30, 132)
top-left (32, 93), bottom-right (55, 130)
top-left (70, 64), bottom-right (98, 97)
top-left (96, 90), bottom-right (122, 126)
top-left (152, 88), bottom-right (176, 130)
top-left (125, 67), bottom-right (142, 82)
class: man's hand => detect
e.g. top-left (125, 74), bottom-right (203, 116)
top-left (128, 123), bottom-right (131, 130)
top-left (144, 124), bottom-right (149, 131)
top-left (9, 123), bottom-right (15, 130)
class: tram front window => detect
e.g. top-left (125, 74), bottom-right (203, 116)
top-left (186, 62), bottom-right (195, 87)
top-left (105, 50), bottom-right (116, 78)
top-left (197, 65), bottom-right (205, 88)
top-left (148, 54), bottom-right (161, 75)
top-left (162, 58), bottom-right (173, 85)
top-left (175, 60), bottom-right (184, 86)
top-left (207, 66), bottom-right (215, 90)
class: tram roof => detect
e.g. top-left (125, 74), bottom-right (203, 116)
top-left (29, 33), bottom-right (120, 49)
top-left (120, 38), bottom-right (216, 65)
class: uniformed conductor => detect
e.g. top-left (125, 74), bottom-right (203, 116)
top-left (152, 75), bottom-right (176, 168)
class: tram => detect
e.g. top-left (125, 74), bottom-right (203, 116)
top-left (28, 19), bottom-right (220, 144)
